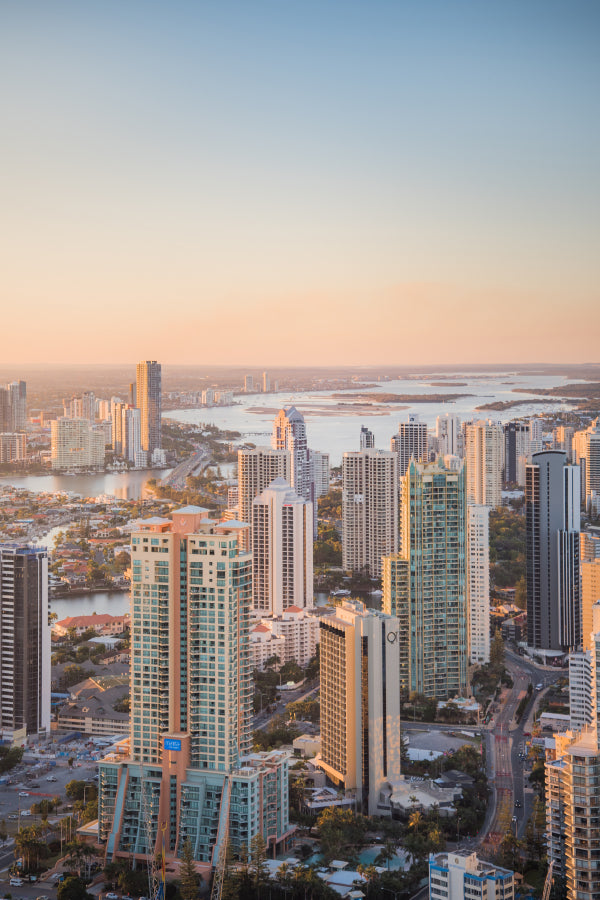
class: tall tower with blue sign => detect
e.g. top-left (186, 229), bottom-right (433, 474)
top-left (99, 508), bottom-right (292, 876)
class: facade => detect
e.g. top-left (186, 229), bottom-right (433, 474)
top-left (582, 559), bottom-right (600, 652)
top-left (568, 651), bottom-right (593, 732)
top-left (237, 446), bottom-right (290, 550)
top-left (526, 451), bottom-right (581, 652)
top-left (250, 607), bottom-right (319, 669)
top-left (0, 545), bottom-right (51, 742)
top-left (383, 458), bottom-right (468, 700)
top-left (99, 509), bottom-right (292, 870)
top-left (3, 382), bottom-right (27, 432)
top-left (136, 360), bottom-right (162, 455)
top-left (252, 478), bottom-right (313, 617)
top-left (436, 414), bottom-right (461, 458)
top-left (342, 449), bottom-right (398, 578)
top-left (573, 419), bottom-right (600, 511)
top-left (390, 414), bottom-right (428, 478)
top-left (262, 372), bottom-right (270, 393)
top-left (504, 421), bottom-right (530, 485)
top-left (464, 420), bottom-right (503, 508)
top-left (0, 433), bottom-right (26, 463)
top-left (545, 729), bottom-right (600, 898)
top-left (429, 852), bottom-right (514, 900)
top-left (244, 374), bottom-right (254, 392)
top-left (318, 600), bottom-right (402, 816)
top-left (467, 505), bottom-right (490, 665)
top-left (310, 450), bottom-right (330, 498)
top-left (121, 406), bottom-right (143, 465)
top-left (53, 613), bottom-right (130, 638)
top-left (50, 417), bottom-right (105, 470)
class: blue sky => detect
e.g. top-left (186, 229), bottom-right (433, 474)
top-left (1, 1), bottom-right (599, 364)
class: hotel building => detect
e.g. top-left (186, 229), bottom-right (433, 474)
top-left (99, 508), bottom-right (292, 871)
top-left (318, 599), bottom-right (402, 816)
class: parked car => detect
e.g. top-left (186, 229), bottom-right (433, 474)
top-left (10, 879), bottom-right (24, 887)
top-left (106, 893), bottom-right (119, 899)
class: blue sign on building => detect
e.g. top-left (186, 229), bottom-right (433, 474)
top-left (163, 738), bottom-right (182, 752)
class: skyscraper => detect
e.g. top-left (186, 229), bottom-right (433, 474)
top-left (136, 360), bottom-right (162, 456)
top-left (390, 414), bottom-right (428, 478)
top-left (237, 446), bottom-right (290, 550)
top-left (360, 425), bottom-right (375, 450)
top-left (526, 450), bottom-right (581, 652)
top-left (467, 505), bottom-right (490, 665)
top-left (0, 545), bottom-right (51, 741)
top-left (272, 407), bottom-right (310, 501)
top-left (318, 599), bottom-right (402, 815)
top-left (383, 458), bottom-right (468, 700)
top-left (342, 449), bottom-right (398, 578)
top-left (503, 421), bottom-right (530, 486)
top-left (573, 418), bottom-right (600, 512)
top-left (99, 509), bottom-right (292, 870)
top-left (464, 420), bottom-right (503, 508)
top-left (252, 478), bottom-right (313, 617)
top-left (50, 418), bottom-right (105, 470)
top-left (436, 414), bottom-right (461, 457)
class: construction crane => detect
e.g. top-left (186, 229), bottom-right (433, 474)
top-left (140, 765), bottom-right (164, 900)
top-left (210, 777), bottom-right (232, 900)
top-left (542, 860), bottom-right (554, 900)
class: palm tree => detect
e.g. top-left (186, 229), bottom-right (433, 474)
top-left (374, 839), bottom-right (396, 870)
top-left (408, 809), bottom-right (423, 834)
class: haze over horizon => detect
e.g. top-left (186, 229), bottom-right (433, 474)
top-left (2, 1), bottom-right (599, 366)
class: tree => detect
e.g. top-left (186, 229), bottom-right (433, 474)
top-left (57, 876), bottom-right (92, 900)
top-left (374, 840), bottom-right (396, 870)
top-left (249, 834), bottom-right (269, 893)
top-left (179, 838), bottom-right (199, 900)
top-left (489, 629), bottom-right (505, 672)
top-left (0, 819), bottom-right (7, 845)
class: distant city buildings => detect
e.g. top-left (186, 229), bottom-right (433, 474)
top-left (526, 450), bottom-right (581, 652)
top-left (504, 420), bottom-right (530, 486)
top-left (0, 545), bottom-right (50, 742)
top-left (0, 381), bottom-right (26, 433)
top-left (435, 414), bottom-right (461, 458)
top-left (360, 425), bottom-right (375, 450)
top-left (383, 458), bottom-right (468, 700)
top-left (573, 418), bottom-right (600, 512)
top-left (51, 417), bottom-right (105, 470)
top-left (342, 449), bottom-right (398, 578)
top-left (0, 432), bottom-right (26, 463)
top-left (318, 599), bottom-right (402, 816)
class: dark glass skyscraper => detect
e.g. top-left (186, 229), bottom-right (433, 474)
top-left (526, 450), bottom-right (581, 652)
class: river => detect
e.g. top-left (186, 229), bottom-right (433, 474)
top-left (0, 467), bottom-right (171, 500)
top-left (165, 370), bottom-right (577, 465)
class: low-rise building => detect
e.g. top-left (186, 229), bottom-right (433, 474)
top-left (53, 613), bottom-right (130, 638)
top-left (429, 852), bottom-right (514, 900)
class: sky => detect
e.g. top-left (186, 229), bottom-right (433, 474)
top-left (1, 1), bottom-right (599, 366)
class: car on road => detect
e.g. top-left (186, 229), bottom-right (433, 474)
top-left (18, 790), bottom-right (30, 796)
top-left (514, 799), bottom-right (522, 808)
top-left (10, 879), bottom-right (24, 887)
top-left (36, 894), bottom-right (49, 900)
top-left (46, 776), bottom-right (57, 782)
top-left (106, 892), bottom-right (119, 899)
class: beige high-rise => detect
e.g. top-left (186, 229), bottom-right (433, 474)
top-left (319, 599), bottom-right (402, 815)
top-left (237, 446), bottom-right (290, 550)
top-left (342, 449), bottom-right (398, 578)
top-left (464, 420), bottom-right (503, 508)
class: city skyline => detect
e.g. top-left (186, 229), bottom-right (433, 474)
top-left (2, 1), bottom-right (599, 366)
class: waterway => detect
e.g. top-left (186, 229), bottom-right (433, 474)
top-left (166, 370), bottom-right (577, 465)
top-left (0, 467), bottom-right (171, 500)
top-left (50, 589), bottom-right (130, 621)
